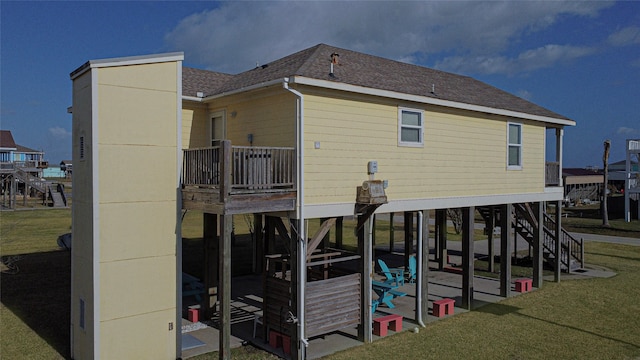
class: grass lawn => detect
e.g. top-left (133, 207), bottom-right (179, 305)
top-left (2, 208), bottom-right (639, 359)
top-left (1, 208), bottom-right (72, 359)
top-left (559, 204), bottom-right (640, 238)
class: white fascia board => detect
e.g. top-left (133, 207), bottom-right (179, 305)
top-left (182, 96), bottom-right (203, 103)
top-left (289, 76), bottom-right (576, 127)
top-left (199, 78), bottom-right (285, 101)
top-left (304, 189), bottom-right (564, 218)
top-left (71, 52), bottom-right (185, 80)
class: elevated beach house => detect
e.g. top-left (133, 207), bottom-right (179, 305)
top-left (69, 44), bottom-right (576, 359)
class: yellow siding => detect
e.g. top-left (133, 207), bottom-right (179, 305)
top-left (221, 92), bottom-right (295, 147)
top-left (98, 61), bottom-right (178, 93)
top-left (302, 91), bottom-right (545, 205)
top-left (72, 58), bottom-right (180, 360)
top-left (99, 202), bottom-right (177, 261)
top-left (97, 86), bottom-right (177, 147)
top-left (100, 256), bottom-right (176, 321)
top-left (97, 145), bottom-right (177, 202)
top-left (95, 60), bottom-right (178, 360)
top-left (182, 105), bottom-right (209, 148)
top-left (101, 308), bottom-right (176, 359)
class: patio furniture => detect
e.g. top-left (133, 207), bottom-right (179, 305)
top-left (372, 280), bottom-right (406, 309)
top-left (406, 256), bottom-right (416, 283)
top-left (182, 272), bottom-right (204, 301)
top-left (377, 259), bottom-right (404, 286)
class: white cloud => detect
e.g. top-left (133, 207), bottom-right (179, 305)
top-left (517, 90), bottom-right (533, 101)
top-left (49, 126), bottom-right (71, 139)
top-left (435, 44), bottom-right (595, 75)
top-left (165, 1), bottom-right (612, 74)
top-left (617, 127), bottom-right (640, 135)
top-left (607, 26), bottom-right (640, 47)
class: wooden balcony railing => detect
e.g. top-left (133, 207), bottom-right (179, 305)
top-left (545, 161), bottom-right (560, 187)
top-left (182, 141), bottom-right (295, 195)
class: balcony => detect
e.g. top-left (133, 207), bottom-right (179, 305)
top-left (181, 141), bottom-right (296, 214)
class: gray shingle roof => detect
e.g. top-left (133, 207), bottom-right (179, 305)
top-left (182, 67), bottom-right (234, 97)
top-left (183, 43), bottom-right (572, 121)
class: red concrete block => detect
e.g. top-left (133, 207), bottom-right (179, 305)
top-left (432, 298), bottom-right (455, 317)
top-left (373, 314), bottom-right (403, 336)
top-left (188, 308), bottom-right (199, 323)
top-left (515, 278), bottom-right (533, 292)
top-left (269, 330), bottom-right (291, 355)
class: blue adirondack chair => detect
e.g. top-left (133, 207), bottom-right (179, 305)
top-left (406, 256), bottom-right (417, 283)
top-left (377, 259), bottom-right (404, 287)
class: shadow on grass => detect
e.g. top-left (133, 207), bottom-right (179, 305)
top-left (473, 302), bottom-right (521, 316)
top-left (1, 250), bottom-right (70, 359)
top-left (514, 312), bottom-right (640, 350)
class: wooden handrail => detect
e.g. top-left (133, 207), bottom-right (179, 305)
top-left (182, 142), bottom-right (295, 195)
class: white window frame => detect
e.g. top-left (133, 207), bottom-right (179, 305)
top-left (398, 107), bottom-right (424, 147)
top-left (507, 122), bottom-right (523, 170)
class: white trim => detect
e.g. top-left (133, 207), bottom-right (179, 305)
top-left (71, 52), bottom-right (184, 80)
top-left (289, 76), bottom-right (576, 127)
top-left (182, 96), bottom-right (203, 102)
top-left (303, 189), bottom-right (564, 218)
top-left (282, 80), bottom-right (307, 353)
top-left (90, 68), bottom-right (101, 359)
top-left (175, 61), bottom-right (183, 359)
top-left (398, 107), bottom-right (424, 147)
top-left (507, 122), bottom-right (523, 170)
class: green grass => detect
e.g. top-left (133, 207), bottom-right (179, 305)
top-left (323, 241), bottom-right (640, 360)
top-left (559, 204), bottom-right (640, 238)
top-left (1, 209), bottom-right (72, 359)
top-left (1, 208), bottom-right (72, 255)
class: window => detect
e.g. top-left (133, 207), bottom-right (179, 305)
top-left (398, 108), bottom-right (424, 147)
top-left (507, 122), bottom-right (522, 169)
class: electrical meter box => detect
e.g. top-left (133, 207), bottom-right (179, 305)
top-left (356, 180), bottom-right (387, 204)
top-left (367, 161), bottom-right (378, 174)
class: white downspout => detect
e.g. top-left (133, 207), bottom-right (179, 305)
top-left (416, 211), bottom-right (426, 327)
top-left (283, 78), bottom-right (308, 354)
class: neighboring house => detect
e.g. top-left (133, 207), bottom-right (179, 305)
top-left (562, 168), bottom-right (603, 204)
top-left (60, 160), bottom-right (73, 178)
top-left (43, 166), bottom-right (66, 178)
top-left (0, 130), bottom-right (17, 165)
top-left (69, 44), bottom-right (576, 360)
top-left (0, 130), bottom-right (48, 176)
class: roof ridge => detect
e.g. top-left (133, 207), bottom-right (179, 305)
top-left (295, 43), bottom-right (329, 76)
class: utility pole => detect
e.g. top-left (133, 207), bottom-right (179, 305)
top-left (602, 140), bottom-right (611, 227)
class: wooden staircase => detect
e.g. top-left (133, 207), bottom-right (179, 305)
top-left (478, 203), bottom-right (583, 272)
top-left (14, 169), bottom-right (67, 208)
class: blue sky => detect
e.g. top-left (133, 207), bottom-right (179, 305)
top-left (1, 1), bottom-right (639, 167)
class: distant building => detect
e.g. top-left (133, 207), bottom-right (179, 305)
top-left (60, 160), bottom-right (72, 178)
top-left (43, 166), bottom-right (66, 178)
top-left (0, 130), bottom-right (48, 177)
top-left (562, 168), bottom-right (603, 204)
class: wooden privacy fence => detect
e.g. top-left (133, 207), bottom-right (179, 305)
top-left (182, 141), bottom-right (295, 194)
